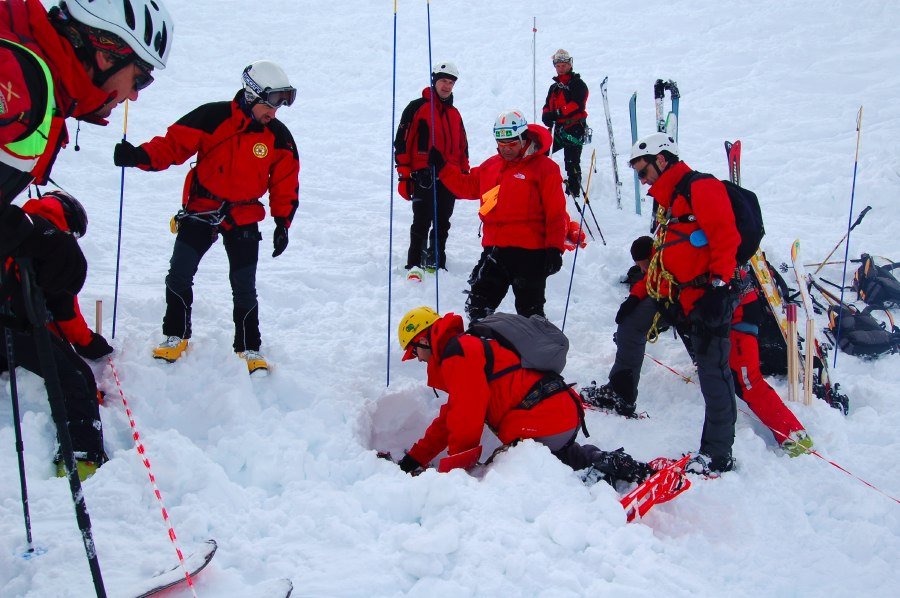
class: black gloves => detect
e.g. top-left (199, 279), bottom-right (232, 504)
top-left (545, 248), bottom-right (563, 275)
top-left (541, 109), bottom-right (562, 127)
top-left (398, 453), bottom-right (423, 475)
top-left (113, 141), bottom-right (150, 167)
top-left (694, 281), bottom-right (736, 328)
top-left (428, 147), bottom-right (445, 173)
top-left (13, 215), bottom-right (87, 296)
top-left (272, 218), bottom-right (289, 257)
top-left (75, 333), bottom-right (114, 360)
top-left (615, 295), bottom-right (642, 325)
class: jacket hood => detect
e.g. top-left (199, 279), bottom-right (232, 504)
top-left (429, 312), bottom-right (466, 363)
top-left (522, 124), bottom-right (553, 157)
top-left (648, 161), bottom-right (692, 208)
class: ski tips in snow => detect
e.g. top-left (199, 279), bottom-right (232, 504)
top-left (132, 539), bottom-right (217, 598)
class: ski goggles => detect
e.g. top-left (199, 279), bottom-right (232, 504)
top-left (257, 86), bottom-right (297, 108)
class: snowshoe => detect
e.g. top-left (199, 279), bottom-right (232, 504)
top-left (237, 350), bottom-right (269, 376)
top-left (152, 336), bottom-right (189, 363)
top-left (580, 381), bottom-right (636, 417)
top-left (685, 453), bottom-right (734, 477)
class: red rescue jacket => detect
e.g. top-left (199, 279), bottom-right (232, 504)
top-left (437, 124), bottom-right (567, 252)
top-left (394, 87), bottom-right (469, 175)
top-left (407, 313), bottom-right (580, 466)
top-left (632, 161), bottom-right (739, 314)
top-left (0, 0), bottom-right (113, 190)
top-left (137, 94), bottom-right (300, 228)
top-left (542, 72), bottom-right (589, 126)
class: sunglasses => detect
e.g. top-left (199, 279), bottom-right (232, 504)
top-left (635, 160), bottom-right (654, 179)
top-left (497, 138), bottom-right (522, 147)
top-left (133, 64), bottom-right (154, 92)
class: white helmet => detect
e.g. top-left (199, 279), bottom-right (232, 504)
top-left (493, 110), bottom-right (528, 141)
top-left (242, 60), bottom-right (297, 108)
top-left (630, 133), bottom-right (678, 162)
top-left (431, 61), bottom-right (459, 82)
top-left (62, 0), bottom-right (174, 70)
top-left (551, 49), bottom-right (572, 65)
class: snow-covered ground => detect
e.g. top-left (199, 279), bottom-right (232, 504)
top-left (2, 0), bottom-right (899, 595)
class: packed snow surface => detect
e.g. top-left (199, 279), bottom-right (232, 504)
top-left (2, 1), bottom-right (899, 596)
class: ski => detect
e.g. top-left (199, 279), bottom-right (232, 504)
top-left (629, 91), bottom-right (640, 215)
top-left (599, 77), bottom-right (623, 210)
top-left (131, 539), bottom-right (217, 598)
top-left (790, 240), bottom-right (816, 405)
top-left (621, 454), bottom-right (691, 523)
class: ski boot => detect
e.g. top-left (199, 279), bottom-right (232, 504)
top-left (55, 458), bottom-right (100, 482)
top-left (152, 336), bottom-right (189, 362)
top-left (781, 430), bottom-right (814, 457)
top-left (406, 266), bottom-right (425, 282)
top-left (237, 350), bottom-right (269, 376)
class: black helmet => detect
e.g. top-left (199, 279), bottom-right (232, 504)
top-left (43, 190), bottom-right (88, 238)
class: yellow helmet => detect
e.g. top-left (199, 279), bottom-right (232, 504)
top-left (398, 306), bottom-right (440, 353)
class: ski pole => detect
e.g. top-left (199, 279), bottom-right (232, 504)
top-left (386, 0), bottom-right (399, 387)
top-left (813, 205), bottom-right (871, 275)
top-left (531, 17), bottom-right (537, 123)
top-left (107, 358), bottom-right (198, 597)
top-left (833, 106), bottom-right (864, 368)
top-left (580, 150), bottom-right (606, 245)
top-left (561, 208), bottom-right (588, 332)
top-left (3, 297), bottom-right (35, 557)
top-left (17, 259), bottom-right (107, 597)
top-left (426, 0), bottom-right (440, 312)
top-left (111, 100), bottom-right (129, 339)
top-left (570, 198), bottom-right (594, 240)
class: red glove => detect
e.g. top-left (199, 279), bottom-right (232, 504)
top-left (397, 167), bottom-right (412, 200)
top-left (564, 220), bottom-right (587, 252)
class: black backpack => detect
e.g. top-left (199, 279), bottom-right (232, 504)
top-left (466, 313), bottom-right (569, 379)
top-left (826, 304), bottom-right (900, 358)
top-left (673, 171), bottom-right (765, 265)
top-left (853, 254), bottom-right (900, 308)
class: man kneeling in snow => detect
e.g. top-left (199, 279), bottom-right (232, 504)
top-left (393, 306), bottom-right (652, 486)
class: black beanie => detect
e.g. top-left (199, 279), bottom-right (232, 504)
top-left (630, 236), bottom-right (654, 261)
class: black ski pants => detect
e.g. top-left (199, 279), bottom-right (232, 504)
top-left (552, 122), bottom-right (585, 191)
top-left (466, 246), bottom-right (549, 323)
top-left (163, 219), bottom-right (262, 352)
top-left (1, 327), bottom-right (105, 462)
top-left (407, 172), bottom-right (456, 269)
top-left (607, 296), bottom-right (737, 461)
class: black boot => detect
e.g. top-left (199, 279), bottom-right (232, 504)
top-left (582, 448), bottom-right (652, 485)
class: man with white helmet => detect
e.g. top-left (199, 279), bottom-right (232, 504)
top-left (394, 61), bottom-right (469, 278)
top-left (114, 60), bottom-right (300, 374)
top-left (581, 132), bottom-right (741, 476)
top-left (428, 110), bottom-right (567, 323)
top-left (1, 0), bottom-right (174, 479)
top-left (541, 49), bottom-right (589, 198)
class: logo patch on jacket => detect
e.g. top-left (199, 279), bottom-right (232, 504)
top-left (252, 143), bottom-right (269, 158)
top-left (514, 173), bottom-right (525, 180)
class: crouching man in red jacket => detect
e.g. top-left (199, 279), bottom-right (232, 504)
top-left (393, 306), bottom-right (653, 486)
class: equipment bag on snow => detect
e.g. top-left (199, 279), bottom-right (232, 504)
top-left (467, 313), bottom-right (569, 377)
top-left (671, 171), bottom-right (765, 265)
top-left (826, 304), bottom-right (900, 357)
top-left (853, 254), bottom-right (900, 308)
